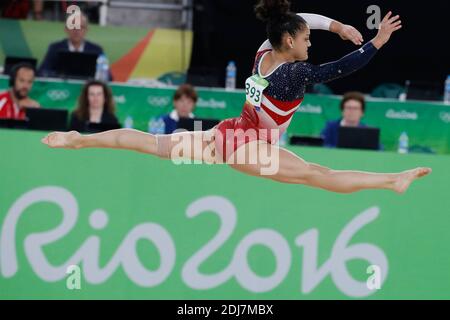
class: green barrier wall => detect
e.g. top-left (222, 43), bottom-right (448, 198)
top-left (1, 129), bottom-right (449, 299)
top-left (1, 76), bottom-right (449, 154)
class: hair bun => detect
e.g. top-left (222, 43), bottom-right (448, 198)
top-left (255, 0), bottom-right (291, 22)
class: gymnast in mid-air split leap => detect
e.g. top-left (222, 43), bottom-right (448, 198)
top-left (42, 0), bottom-right (431, 194)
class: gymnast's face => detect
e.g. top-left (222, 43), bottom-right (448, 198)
top-left (288, 26), bottom-right (311, 61)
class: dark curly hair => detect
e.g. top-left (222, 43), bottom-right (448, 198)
top-left (254, 0), bottom-right (308, 50)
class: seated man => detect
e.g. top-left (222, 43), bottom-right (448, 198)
top-left (38, 13), bottom-right (111, 79)
top-left (0, 63), bottom-right (40, 120)
top-left (321, 91), bottom-right (367, 148)
top-left (161, 84), bottom-right (198, 134)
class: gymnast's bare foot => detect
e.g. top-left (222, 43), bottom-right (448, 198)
top-left (393, 167), bottom-right (432, 194)
top-left (41, 131), bottom-right (82, 149)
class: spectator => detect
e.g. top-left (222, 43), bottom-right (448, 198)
top-left (1, 0), bottom-right (42, 20)
top-left (162, 84), bottom-right (198, 134)
top-left (321, 91), bottom-right (367, 148)
top-left (32, 0), bottom-right (42, 20)
top-left (69, 80), bottom-right (120, 132)
top-left (38, 13), bottom-right (111, 79)
top-left (0, 63), bottom-right (39, 120)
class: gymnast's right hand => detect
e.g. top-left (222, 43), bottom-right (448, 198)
top-left (41, 130), bottom-right (82, 149)
top-left (372, 11), bottom-right (402, 49)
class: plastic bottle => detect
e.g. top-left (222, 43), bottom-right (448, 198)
top-left (148, 117), bottom-right (166, 134)
top-left (225, 61), bottom-right (237, 90)
top-left (398, 131), bottom-right (409, 154)
top-left (148, 117), bottom-right (157, 134)
top-left (279, 131), bottom-right (288, 146)
top-left (95, 54), bottom-right (110, 82)
top-left (444, 75), bottom-right (450, 104)
top-left (156, 117), bottom-right (166, 134)
top-left (124, 116), bottom-right (133, 129)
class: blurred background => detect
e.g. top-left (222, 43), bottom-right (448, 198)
top-left (191, 0), bottom-right (450, 93)
top-left (1, 0), bottom-right (449, 153)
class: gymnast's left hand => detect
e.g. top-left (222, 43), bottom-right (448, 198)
top-left (338, 24), bottom-right (364, 45)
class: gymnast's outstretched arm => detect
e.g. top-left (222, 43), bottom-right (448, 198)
top-left (257, 13), bottom-right (363, 52)
top-left (290, 12), bottom-right (402, 86)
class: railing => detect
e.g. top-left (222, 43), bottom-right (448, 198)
top-left (41, 0), bottom-right (193, 28)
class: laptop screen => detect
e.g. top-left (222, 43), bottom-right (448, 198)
top-left (337, 126), bottom-right (380, 150)
top-left (177, 118), bottom-right (220, 131)
top-left (55, 51), bottom-right (98, 79)
top-left (4, 56), bottom-right (38, 76)
top-left (25, 108), bottom-right (68, 131)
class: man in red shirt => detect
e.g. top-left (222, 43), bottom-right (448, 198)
top-left (0, 63), bottom-right (40, 120)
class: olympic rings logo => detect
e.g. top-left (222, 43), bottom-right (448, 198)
top-left (47, 90), bottom-right (70, 101)
top-left (147, 96), bottom-right (171, 107)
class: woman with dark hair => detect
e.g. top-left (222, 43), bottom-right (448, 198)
top-left (42, 0), bottom-right (430, 194)
top-left (69, 80), bottom-right (120, 132)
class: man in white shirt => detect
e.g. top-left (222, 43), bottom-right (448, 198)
top-left (38, 14), bottom-right (110, 79)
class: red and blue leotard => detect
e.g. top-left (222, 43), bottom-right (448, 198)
top-left (214, 38), bottom-right (378, 163)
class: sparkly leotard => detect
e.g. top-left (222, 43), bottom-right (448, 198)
top-left (214, 17), bottom-right (378, 162)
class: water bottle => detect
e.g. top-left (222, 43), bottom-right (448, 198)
top-left (148, 117), bottom-right (166, 134)
top-left (148, 117), bottom-right (158, 134)
top-left (279, 131), bottom-right (288, 146)
top-left (156, 117), bottom-right (166, 134)
top-left (95, 54), bottom-right (110, 82)
top-left (398, 131), bottom-right (409, 154)
top-left (444, 75), bottom-right (450, 104)
top-left (124, 116), bottom-right (133, 129)
top-left (225, 61), bottom-right (237, 90)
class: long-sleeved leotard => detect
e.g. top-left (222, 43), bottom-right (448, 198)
top-left (214, 14), bottom-right (378, 162)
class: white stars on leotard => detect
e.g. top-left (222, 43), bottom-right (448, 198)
top-left (251, 42), bottom-right (377, 103)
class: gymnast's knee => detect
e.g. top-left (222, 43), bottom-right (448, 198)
top-left (155, 134), bottom-right (172, 159)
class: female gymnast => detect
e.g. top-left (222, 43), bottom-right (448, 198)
top-left (41, 0), bottom-right (431, 194)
